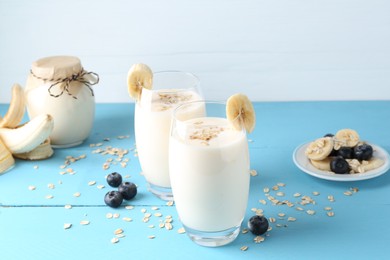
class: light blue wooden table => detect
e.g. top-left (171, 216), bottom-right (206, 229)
top-left (1, 102), bottom-right (389, 260)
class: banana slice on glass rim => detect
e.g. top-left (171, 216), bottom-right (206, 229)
top-left (226, 93), bottom-right (256, 133)
top-left (127, 63), bottom-right (153, 101)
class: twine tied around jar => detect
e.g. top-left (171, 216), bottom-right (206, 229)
top-left (30, 69), bottom-right (99, 99)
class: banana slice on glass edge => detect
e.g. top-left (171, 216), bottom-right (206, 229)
top-left (127, 63), bottom-right (153, 101)
top-left (14, 138), bottom-right (54, 160)
top-left (305, 137), bottom-right (334, 161)
top-left (334, 128), bottom-right (359, 149)
top-left (226, 93), bottom-right (256, 133)
top-left (0, 83), bottom-right (25, 128)
top-left (0, 114), bottom-right (54, 154)
top-left (0, 138), bottom-right (15, 174)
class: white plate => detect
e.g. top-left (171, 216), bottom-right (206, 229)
top-left (293, 142), bottom-right (390, 181)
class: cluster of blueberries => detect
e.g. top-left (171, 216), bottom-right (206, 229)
top-left (103, 172), bottom-right (269, 236)
top-left (104, 172), bottom-right (137, 208)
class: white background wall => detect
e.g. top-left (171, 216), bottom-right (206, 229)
top-left (1, 0), bottom-right (390, 103)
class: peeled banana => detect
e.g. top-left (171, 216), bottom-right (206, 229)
top-left (0, 114), bottom-right (54, 154)
top-left (0, 138), bottom-right (15, 174)
top-left (305, 137), bottom-right (334, 161)
top-left (347, 158), bottom-right (384, 173)
top-left (0, 83), bottom-right (25, 128)
top-left (14, 138), bottom-right (53, 160)
top-left (127, 63), bottom-right (153, 101)
top-left (226, 93), bottom-right (256, 133)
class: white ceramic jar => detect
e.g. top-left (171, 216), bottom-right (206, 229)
top-left (25, 56), bottom-right (99, 148)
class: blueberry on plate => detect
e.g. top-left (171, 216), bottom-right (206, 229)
top-left (337, 147), bottom-right (354, 159)
top-left (118, 182), bottom-right (137, 200)
top-left (323, 133), bottom-right (334, 138)
top-left (248, 215), bottom-right (269, 235)
top-left (354, 144), bottom-right (373, 161)
top-left (330, 156), bottom-right (350, 174)
top-left (104, 191), bottom-right (123, 208)
top-left (106, 172), bottom-right (122, 187)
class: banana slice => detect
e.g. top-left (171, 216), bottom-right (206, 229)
top-left (0, 83), bottom-right (25, 128)
top-left (305, 137), bottom-right (334, 160)
top-left (0, 138), bottom-right (15, 174)
top-left (127, 63), bottom-right (153, 101)
top-left (310, 157), bottom-right (332, 171)
top-left (347, 158), bottom-right (385, 173)
top-left (226, 93), bottom-right (256, 133)
top-left (334, 129), bottom-right (360, 149)
top-left (14, 138), bottom-right (53, 160)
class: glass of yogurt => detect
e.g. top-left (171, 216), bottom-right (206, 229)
top-left (134, 71), bottom-right (202, 200)
top-left (169, 101), bottom-right (251, 247)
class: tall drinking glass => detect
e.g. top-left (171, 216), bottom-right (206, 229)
top-left (169, 101), bottom-right (250, 247)
top-left (134, 71), bottom-right (202, 200)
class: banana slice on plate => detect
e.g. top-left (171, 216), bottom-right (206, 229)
top-left (334, 129), bottom-right (360, 149)
top-left (305, 137), bottom-right (334, 161)
top-left (310, 157), bottom-right (332, 171)
top-left (226, 93), bottom-right (256, 133)
top-left (127, 63), bottom-right (153, 101)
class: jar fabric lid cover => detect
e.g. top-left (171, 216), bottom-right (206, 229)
top-left (31, 56), bottom-right (83, 80)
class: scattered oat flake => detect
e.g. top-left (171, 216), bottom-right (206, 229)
top-left (88, 181), bottom-right (96, 186)
top-left (28, 185), bottom-right (36, 191)
top-left (276, 192), bottom-right (285, 197)
top-left (151, 206), bottom-right (159, 210)
top-left (33, 165), bottom-right (39, 170)
top-left (73, 192), bottom-right (81, 197)
top-left (122, 217), bottom-right (132, 222)
top-left (350, 187), bottom-right (359, 193)
top-left (114, 228), bottom-right (123, 235)
top-left (141, 208), bottom-right (147, 213)
top-left (324, 206), bottom-right (332, 211)
top-left (97, 185), bottom-right (105, 189)
top-left (242, 228), bottom-right (249, 234)
top-left (263, 187), bottom-right (270, 193)
top-left (64, 223), bottom-right (72, 229)
top-left (64, 204), bottom-right (72, 209)
top-left (327, 211), bottom-right (335, 217)
top-left (344, 191), bottom-right (353, 196)
top-left (312, 191), bottom-right (320, 196)
top-left (111, 237), bottom-right (119, 244)
top-left (116, 234), bottom-right (125, 238)
top-left (47, 183), bottom-right (55, 189)
top-left (178, 227), bottom-right (186, 234)
top-left (148, 235), bottom-right (156, 239)
top-left (277, 183), bottom-right (286, 187)
top-left (287, 217), bottom-right (297, 222)
top-left (165, 223), bottom-right (173, 230)
top-left (80, 220), bottom-right (90, 225)
top-left (240, 246), bottom-right (248, 251)
top-left (269, 217), bottom-right (276, 223)
top-left (254, 236), bottom-right (265, 243)
top-left (278, 213), bottom-right (286, 217)
top-left (166, 201), bottom-right (174, 206)
top-left (148, 225), bottom-right (155, 228)
top-left (272, 185), bottom-right (279, 191)
top-left (125, 205), bottom-right (134, 210)
top-left (259, 199), bottom-right (267, 205)
top-left (294, 193), bottom-right (301, 197)
top-left (250, 169), bottom-right (258, 176)
top-left (306, 210), bottom-right (316, 215)
top-left (106, 213), bottom-right (113, 219)
top-left (46, 195), bottom-right (54, 199)
top-left (328, 195), bottom-right (335, 202)
top-left (154, 213), bottom-right (163, 217)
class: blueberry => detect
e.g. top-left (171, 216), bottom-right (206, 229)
top-left (118, 182), bottom-right (137, 200)
top-left (248, 215), bottom-right (269, 235)
top-left (106, 172), bottom-right (122, 187)
top-left (337, 147), bottom-right (354, 159)
top-left (354, 144), bottom-right (373, 161)
top-left (330, 157), bottom-right (350, 174)
top-left (104, 191), bottom-right (123, 208)
top-left (324, 133), bottom-right (334, 138)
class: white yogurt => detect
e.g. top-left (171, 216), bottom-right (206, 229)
top-left (134, 89), bottom-right (203, 188)
top-left (169, 117), bottom-right (250, 231)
